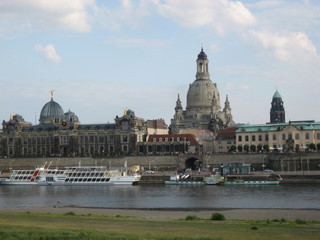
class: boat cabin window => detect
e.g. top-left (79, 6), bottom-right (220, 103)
top-left (46, 177), bottom-right (54, 182)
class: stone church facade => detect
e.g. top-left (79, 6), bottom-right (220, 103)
top-left (170, 48), bottom-right (235, 134)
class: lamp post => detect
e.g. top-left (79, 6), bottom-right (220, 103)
top-left (56, 159), bottom-right (60, 169)
top-left (100, 158), bottom-right (105, 166)
top-left (149, 160), bottom-right (155, 170)
top-left (9, 159), bottom-right (14, 172)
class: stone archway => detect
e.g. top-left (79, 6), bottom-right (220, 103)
top-left (185, 157), bottom-right (202, 170)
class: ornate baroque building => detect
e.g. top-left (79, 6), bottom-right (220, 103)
top-left (170, 48), bottom-right (235, 134)
top-left (1, 94), bottom-right (146, 157)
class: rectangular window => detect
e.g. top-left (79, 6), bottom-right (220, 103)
top-left (252, 135), bottom-right (256, 141)
top-left (60, 136), bottom-right (69, 144)
top-left (123, 145), bottom-right (128, 152)
top-left (295, 133), bottom-right (300, 140)
top-left (306, 133), bottom-right (310, 140)
top-left (122, 135), bottom-right (128, 143)
top-left (282, 134), bottom-right (286, 140)
top-left (317, 133), bottom-right (320, 140)
top-left (99, 136), bottom-right (104, 143)
top-left (273, 134), bottom-right (276, 140)
top-left (108, 135), bottom-right (114, 143)
top-left (258, 135), bottom-right (262, 141)
top-left (245, 136), bottom-right (249, 141)
top-left (8, 138), bottom-right (14, 146)
top-left (265, 135), bottom-right (269, 141)
top-left (238, 136), bottom-right (242, 142)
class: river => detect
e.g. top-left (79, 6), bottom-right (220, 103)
top-left (0, 184), bottom-right (319, 209)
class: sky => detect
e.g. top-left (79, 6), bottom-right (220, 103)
top-left (0, 0), bottom-right (320, 127)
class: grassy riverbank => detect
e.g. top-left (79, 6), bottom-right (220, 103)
top-left (0, 211), bottom-right (319, 240)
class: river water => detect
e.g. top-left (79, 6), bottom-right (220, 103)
top-left (0, 184), bottom-right (319, 209)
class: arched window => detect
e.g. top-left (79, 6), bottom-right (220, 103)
top-left (199, 63), bottom-right (203, 72)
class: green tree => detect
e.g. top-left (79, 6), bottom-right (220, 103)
top-left (250, 144), bottom-right (256, 152)
top-left (317, 143), bottom-right (320, 151)
top-left (244, 144), bottom-right (249, 152)
top-left (237, 145), bottom-right (243, 152)
top-left (257, 144), bottom-right (263, 152)
top-left (263, 145), bottom-right (269, 152)
top-left (309, 143), bottom-right (316, 151)
top-left (229, 145), bottom-right (236, 152)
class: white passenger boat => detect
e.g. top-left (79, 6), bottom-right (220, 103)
top-left (223, 174), bottom-right (282, 185)
top-left (165, 174), bottom-right (224, 185)
top-left (0, 163), bottom-right (141, 186)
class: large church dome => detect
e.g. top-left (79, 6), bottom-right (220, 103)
top-left (39, 98), bottom-right (64, 124)
top-left (186, 48), bottom-right (221, 116)
top-left (186, 79), bottom-right (220, 110)
top-left (170, 48), bottom-right (234, 134)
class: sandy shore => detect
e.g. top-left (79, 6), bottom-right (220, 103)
top-left (1, 207), bottom-right (319, 220)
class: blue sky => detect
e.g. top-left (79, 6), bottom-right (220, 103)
top-left (1, 0), bottom-right (320, 126)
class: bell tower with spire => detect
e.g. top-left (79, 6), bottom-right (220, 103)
top-left (270, 90), bottom-right (285, 123)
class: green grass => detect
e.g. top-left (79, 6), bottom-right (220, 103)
top-left (0, 212), bottom-right (319, 240)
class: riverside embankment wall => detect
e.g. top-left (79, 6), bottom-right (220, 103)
top-left (0, 154), bottom-right (266, 171)
top-left (1, 152), bottom-right (320, 171)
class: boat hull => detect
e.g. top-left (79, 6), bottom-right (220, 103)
top-left (0, 178), bottom-right (140, 186)
top-left (223, 180), bottom-right (281, 185)
top-left (165, 181), bottom-right (205, 185)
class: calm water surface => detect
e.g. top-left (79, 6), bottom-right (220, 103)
top-left (0, 184), bottom-right (319, 209)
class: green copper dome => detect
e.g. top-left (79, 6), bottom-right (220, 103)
top-left (273, 90), bottom-right (282, 99)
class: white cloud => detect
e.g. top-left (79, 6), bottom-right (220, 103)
top-left (35, 44), bottom-right (61, 63)
top-left (248, 30), bottom-right (320, 62)
top-left (94, 0), bottom-right (153, 29)
top-left (246, 0), bottom-right (286, 9)
top-left (154, 0), bottom-right (255, 34)
top-left (0, 0), bottom-right (95, 34)
top-left (226, 82), bottom-right (250, 91)
top-left (106, 37), bottom-right (167, 48)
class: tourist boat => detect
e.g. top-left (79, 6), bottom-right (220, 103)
top-left (165, 174), bottom-right (224, 185)
top-left (223, 174), bottom-right (282, 185)
top-left (0, 162), bottom-right (141, 186)
top-left (203, 175), bottom-right (224, 185)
